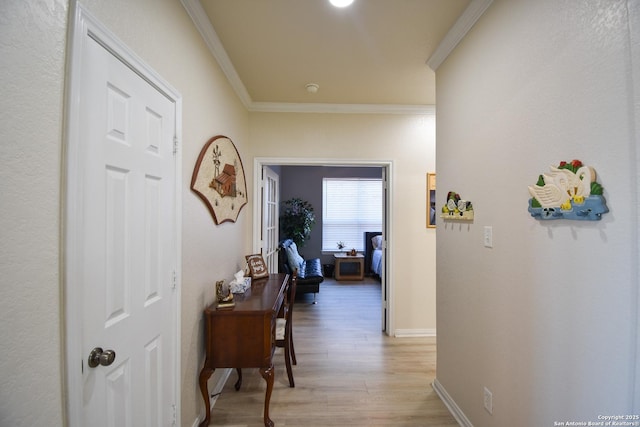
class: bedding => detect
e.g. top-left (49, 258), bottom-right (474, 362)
top-left (370, 234), bottom-right (383, 277)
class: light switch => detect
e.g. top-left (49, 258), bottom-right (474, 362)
top-left (484, 226), bottom-right (493, 248)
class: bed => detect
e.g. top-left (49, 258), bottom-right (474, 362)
top-left (364, 231), bottom-right (383, 278)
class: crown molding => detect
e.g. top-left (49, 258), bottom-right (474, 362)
top-left (426, 0), bottom-right (493, 71)
top-left (181, 0), bottom-right (437, 115)
top-left (249, 102), bottom-right (435, 115)
top-left (180, 0), bottom-right (252, 108)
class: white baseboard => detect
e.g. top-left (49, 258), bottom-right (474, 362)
top-left (432, 378), bottom-right (473, 427)
top-left (393, 328), bottom-right (436, 337)
top-left (191, 368), bottom-right (232, 427)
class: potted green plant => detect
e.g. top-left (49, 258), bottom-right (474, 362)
top-left (281, 198), bottom-right (315, 247)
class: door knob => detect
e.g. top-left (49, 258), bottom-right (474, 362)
top-left (88, 347), bottom-right (116, 368)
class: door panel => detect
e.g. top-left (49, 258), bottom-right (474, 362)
top-left (262, 166), bottom-right (279, 272)
top-left (106, 363), bottom-right (130, 427)
top-left (78, 32), bottom-right (176, 427)
top-left (144, 337), bottom-right (162, 425)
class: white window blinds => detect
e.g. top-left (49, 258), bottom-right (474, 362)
top-left (322, 178), bottom-right (382, 251)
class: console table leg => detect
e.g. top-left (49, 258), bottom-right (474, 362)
top-left (198, 366), bottom-right (215, 427)
top-left (259, 365), bottom-right (275, 427)
top-left (234, 368), bottom-right (243, 391)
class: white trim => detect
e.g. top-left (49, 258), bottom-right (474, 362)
top-left (249, 102), bottom-right (436, 115)
top-left (426, 0), bottom-right (494, 71)
top-left (179, 0), bottom-right (252, 108)
top-left (62, 4), bottom-right (85, 424)
top-left (432, 378), bottom-right (474, 427)
top-left (394, 329), bottom-right (436, 338)
top-left (63, 4), bottom-right (182, 426)
top-left (191, 368), bottom-right (232, 427)
top-left (629, 0), bottom-right (640, 413)
top-left (173, 89), bottom-right (184, 427)
top-left (253, 157), bottom-right (394, 336)
top-left (179, 0), bottom-right (435, 115)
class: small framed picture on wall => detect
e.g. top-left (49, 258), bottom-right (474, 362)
top-left (426, 173), bottom-right (436, 228)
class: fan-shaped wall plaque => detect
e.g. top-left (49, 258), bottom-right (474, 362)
top-left (191, 135), bottom-right (248, 225)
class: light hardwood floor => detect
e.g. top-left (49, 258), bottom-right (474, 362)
top-left (206, 277), bottom-right (458, 427)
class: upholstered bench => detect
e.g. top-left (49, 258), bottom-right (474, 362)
top-left (278, 239), bottom-right (323, 303)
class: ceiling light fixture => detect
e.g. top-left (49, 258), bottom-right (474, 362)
top-left (305, 83), bottom-right (319, 94)
top-left (329, 0), bottom-right (354, 8)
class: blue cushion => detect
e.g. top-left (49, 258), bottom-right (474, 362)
top-left (285, 243), bottom-right (304, 273)
top-left (278, 239), bottom-right (324, 293)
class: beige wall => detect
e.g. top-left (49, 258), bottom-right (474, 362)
top-left (1, 0), bottom-right (250, 425)
top-left (0, 1), bottom-right (68, 426)
top-left (78, 0), bottom-right (253, 425)
top-left (435, 0), bottom-right (639, 425)
top-left (248, 112), bottom-right (437, 335)
top-left (0, 1), bottom-right (437, 426)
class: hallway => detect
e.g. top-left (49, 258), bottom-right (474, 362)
top-left (206, 277), bottom-right (458, 426)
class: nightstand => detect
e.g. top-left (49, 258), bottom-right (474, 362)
top-left (333, 253), bottom-right (364, 280)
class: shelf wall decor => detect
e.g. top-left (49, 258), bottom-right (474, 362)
top-left (441, 191), bottom-right (474, 221)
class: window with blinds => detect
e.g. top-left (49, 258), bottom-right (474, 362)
top-left (322, 178), bottom-right (382, 251)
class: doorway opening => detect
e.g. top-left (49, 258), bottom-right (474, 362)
top-left (253, 158), bottom-right (393, 335)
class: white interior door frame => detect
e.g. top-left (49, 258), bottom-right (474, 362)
top-left (63, 4), bottom-right (182, 425)
top-left (261, 166), bottom-right (280, 273)
top-left (631, 0), bottom-right (640, 411)
top-left (253, 157), bottom-right (393, 335)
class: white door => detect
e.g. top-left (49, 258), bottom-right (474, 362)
top-left (66, 9), bottom-right (179, 427)
top-left (262, 166), bottom-right (280, 272)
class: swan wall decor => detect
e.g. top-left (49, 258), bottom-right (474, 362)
top-left (528, 159), bottom-right (608, 220)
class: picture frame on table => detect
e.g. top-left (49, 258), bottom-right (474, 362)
top-left (245, 254), bottom-right (269, 279)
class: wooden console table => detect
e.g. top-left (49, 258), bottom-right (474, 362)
top-left (334, 253), bottom-right (364, 280)
top-left (198, 273), bottom-right (289, 427)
